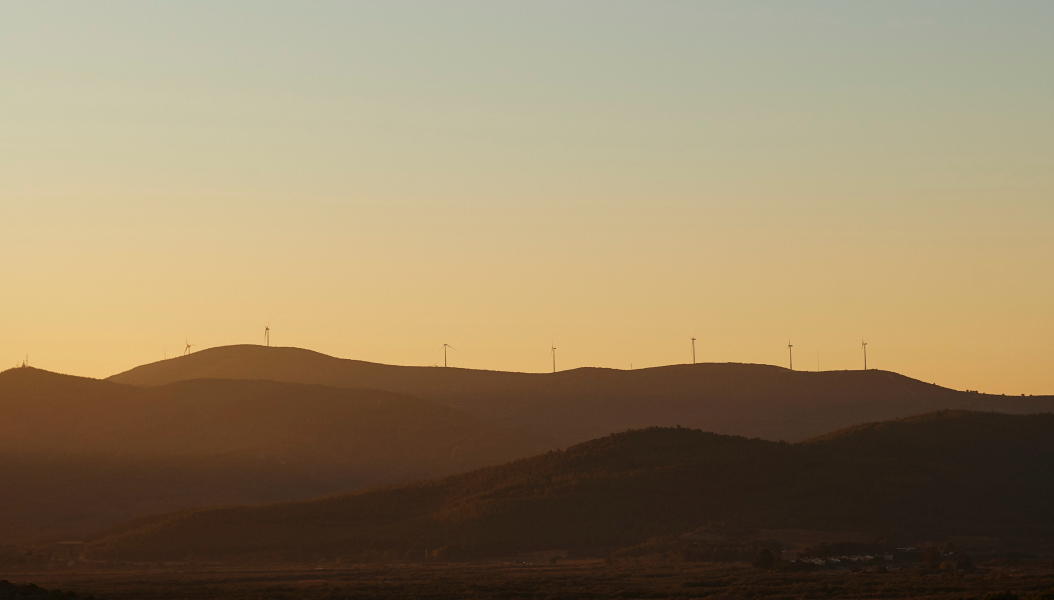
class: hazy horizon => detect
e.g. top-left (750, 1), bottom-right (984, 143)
top-left (8, 342), bottom-right (1049, 400)
top-left (3, 1), bottom-right (1052, 394)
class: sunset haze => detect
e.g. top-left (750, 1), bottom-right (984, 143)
top-left (2, 1), bottom-right (1052, 394)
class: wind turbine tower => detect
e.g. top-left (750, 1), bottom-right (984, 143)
top-left (441, 343), bottom-right (455, 368)
top-left (862, 339), bottom-right (868, 370)
top-left (551, 342), bottom-right (557, 374)
top-left (788, 339), bottom-right (793, 371)
top-left (184, 335), bottom-right (195, 356)
top-left (264, 321), bottom-right (271, 347)
top-left (690, 336), bottom-right (696, 365)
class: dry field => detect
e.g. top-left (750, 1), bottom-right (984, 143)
top-left (8, 559), bottom-right (1054, 600)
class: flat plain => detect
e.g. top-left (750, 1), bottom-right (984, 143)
top-left (9, 560), bottom-right (1054, 600)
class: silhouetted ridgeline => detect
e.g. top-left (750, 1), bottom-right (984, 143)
top-left (0, 367), bottom-right (540, 544)
top-left (108, 345), bottom-right (1054, 445)
top-left (85, 411), bottom-right (1054, 563)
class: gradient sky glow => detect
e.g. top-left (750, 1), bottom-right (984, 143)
top-left (2, 1), bottom-right (1052, 393)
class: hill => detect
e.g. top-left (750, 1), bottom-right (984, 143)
top-left (84, 411), bottom-right (1054, 563)
top-left (109, 345), bottom-right (1054, 444)
top-left (0, 367), bottom-right (540, 544)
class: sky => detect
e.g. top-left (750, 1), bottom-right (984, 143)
top-left (1, 1), bottom-right (1052, 394)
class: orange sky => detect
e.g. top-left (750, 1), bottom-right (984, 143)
top-left (2, 2), bottom-right (1052, 394)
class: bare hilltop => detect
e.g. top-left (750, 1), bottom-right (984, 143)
top-left (85, 411), bottom-right (1054, 563)
top-left (111, 344), bottom-right (1054, 445)
top-left (2, 345), bottom-right (1050, 545)
top-left (0, 367), bottom-right (538, 543)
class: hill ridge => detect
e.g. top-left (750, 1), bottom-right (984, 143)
top-left (83, 410), bottom-right (1054, 563)
top-left (0, 367), bottom-right (541, 544)
top-left (107, 344), bottom-right (1054, 445)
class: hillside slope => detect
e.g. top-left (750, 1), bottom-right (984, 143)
top-left (0, 367), bottom-right (540, 543)
top-left (85, 411), bottom-right (1054, 562)
top-left (110, 345), bottom-right (1054, 444)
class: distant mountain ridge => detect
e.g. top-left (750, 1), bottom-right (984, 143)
top-left (84, 411), bottom-right (1054, 563)
top-left (0, 367), bottom-right (540, 543)
top-left (9, 345), bottom-right (1053, 545)
top-left (109, 345), bottom-right (1054, 444)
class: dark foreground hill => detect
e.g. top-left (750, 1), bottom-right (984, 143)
top-left (110, 345), bottom-right (1054, 445)
top-left (0, 367), bottom-right (540, 544)
top-left (85, 411), bottom-right (1054, 563)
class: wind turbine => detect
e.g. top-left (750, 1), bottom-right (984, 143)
top-left (861, 338), bottom-right (868, 370)
top-left (184, 335), bottom-right (195, 356)
top-left (550, 342), bottom-right (557, 374)
top-left (816, 347), bottom-right (820, 372)
top-left (264, 320), bottom-right (271, 347)
top-left (787, 339), bottom-right (793, 371)
top-left (441, 343), bottom-right (455, 368)
top-left (690, 336), bottom-right (696, 365)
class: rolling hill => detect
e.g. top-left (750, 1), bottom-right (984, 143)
top-left (0, 367), bottom-right (540, 544)
top-left (110, 345), bottom-right (1054, 444)
top-left (84, 411), bottom-right (1054, 563)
